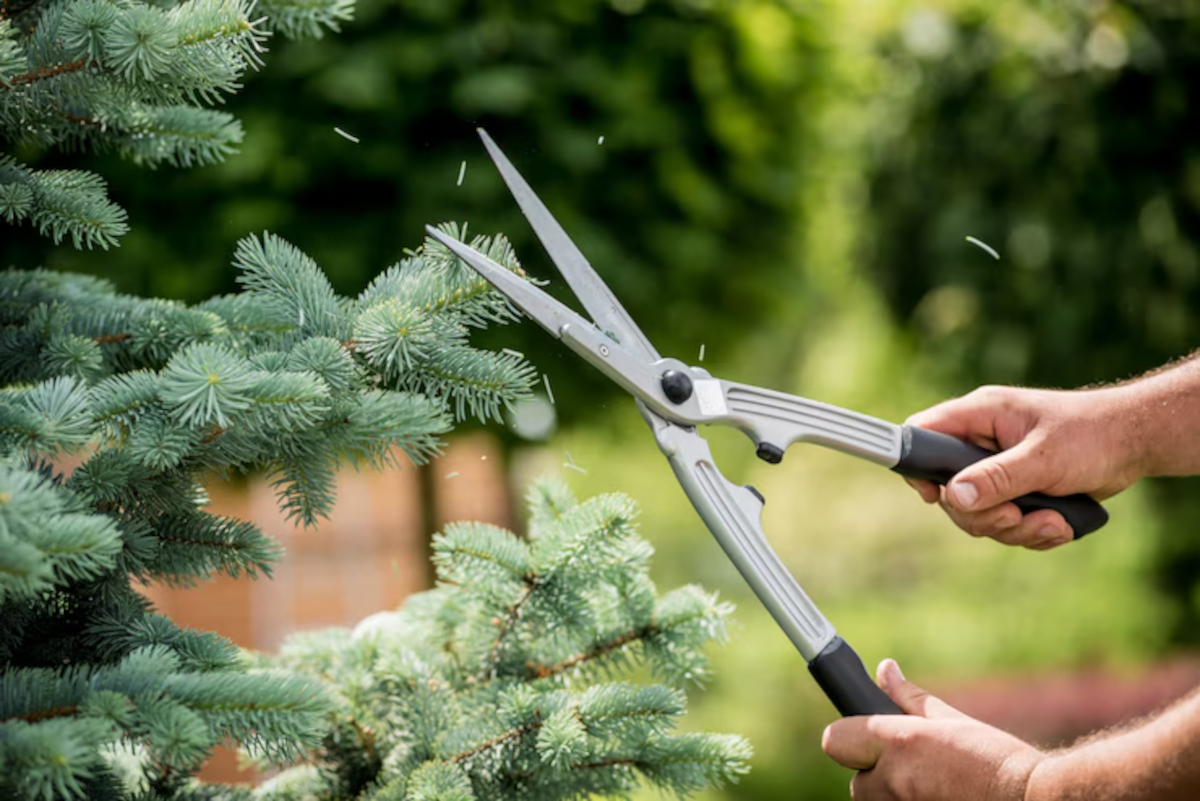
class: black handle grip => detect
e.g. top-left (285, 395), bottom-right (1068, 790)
top-left (892, 425), bottom-right (1108, 539)
top-left (808, 637), bottom-right (903, 716)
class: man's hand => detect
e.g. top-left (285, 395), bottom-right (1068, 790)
top-left (905, 385), bottom-right (1144, 548)
top-left (822, 659), bottom-right (1044, 801)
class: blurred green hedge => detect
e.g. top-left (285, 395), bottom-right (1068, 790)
top-left (862, 0), bottom-right (1200, 645)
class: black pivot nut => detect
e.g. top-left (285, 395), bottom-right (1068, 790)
top-left (756, 443), bottom-right (784, 464)
top-left (661, 370), bottom-right (693, 404)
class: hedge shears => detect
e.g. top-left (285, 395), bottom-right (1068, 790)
top-left (425, 130), bottom-right (1108, 717)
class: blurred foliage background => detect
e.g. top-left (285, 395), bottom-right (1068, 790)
top-left (6, 0), bottom-right (1200, 797)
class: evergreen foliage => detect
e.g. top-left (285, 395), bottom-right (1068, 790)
top-left (0, 225), bottom-right (537, 799)
top-left (259, 478), bottom-right (750, 800)
top-left (0, 0), bottom-right (353, 248)
top-left (7, 0), bottom-right (827, 422)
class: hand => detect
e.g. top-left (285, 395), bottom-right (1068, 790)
top-left (822, 659), bottom-right (1044, 801)
top-left (905, 385), bottom-right (1142, 548)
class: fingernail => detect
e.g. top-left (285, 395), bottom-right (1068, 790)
top-left (880, 658), bottom-right (905, 690)
top-left (951, 481), bottom-right (979, 510)
top-left (1038, 525), bottom-right (1059, 541)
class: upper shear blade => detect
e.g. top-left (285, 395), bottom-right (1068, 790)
top-left (424, 225), bottom-right (594, 342)
top-left (477, 129), bottom-right (660, 363)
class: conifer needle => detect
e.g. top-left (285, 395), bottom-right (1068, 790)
top-left (966, 235), bottom-right (1000, 260)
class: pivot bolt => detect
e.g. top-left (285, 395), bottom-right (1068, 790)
top-left (756, 443), bottom-right (784, 464)
top-left (661, 370), bottom-right (693, 404)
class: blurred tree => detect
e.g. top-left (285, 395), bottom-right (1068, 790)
top-left (862, 0), bottom-right (1200, 643)
top-left (6, 0), bottom-right (830, 422)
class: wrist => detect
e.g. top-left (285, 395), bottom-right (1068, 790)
top-left (992, 749), bottom-right (1046, 801)
top-left (1095, 382), bottom-right (1157, 482)
top-left (1022, 753), bottom-right (1060, 801)
top-left (1114, 357), bottom-right (1200, 478)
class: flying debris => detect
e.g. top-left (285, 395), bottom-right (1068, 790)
top-left (457, 161), bottom-right (467, 186)
top-left (699, 343), bottom-right (706, 362)
top-left (966, 235), bottom-right (1000, 260)
top-left (333, 127), bottom-right (359, 143)
top-left (543, 374), bottom-right (556, 405)
top-left (564, 451), bottom-right (587, 475)
top-left (598, 135), bottom-right (605, 145)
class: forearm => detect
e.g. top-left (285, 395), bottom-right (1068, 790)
top-left (1115, 354), bottom-right (1200, 478)
top-left (1026, 689), bottom-right (1200, 801)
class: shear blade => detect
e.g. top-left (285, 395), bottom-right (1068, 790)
top-left (477, 129), bottom-right (660, 363)
top-left (424, 225), bottom-right (593, 343)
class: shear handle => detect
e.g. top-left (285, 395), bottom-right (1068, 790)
top-left (808, 637), bottom-right (903, 716)
top-left (893, 425), bottom-right (1108, 539)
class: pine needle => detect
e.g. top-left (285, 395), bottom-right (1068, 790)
top-left (699, 343), bottom-right (705, 362)
top-left (445, 471), bottom-right (459, 479)
top-left (502, 348), bottom-right (524, 358)
top-left (966, 235), bottom-right (1000, 260)
top-left (563, 450), bottom-right (587, 474)
top-left (457, 161), bottom-right (467, 186)
top-left (543, 374), bottom-right (555, 405)
top-left (334, 127), bottom-right (360, 144)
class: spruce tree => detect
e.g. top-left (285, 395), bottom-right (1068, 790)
top-left (0, 227), bottom-right (537, 799)
top-left (259, 478), bottom-right (750, 800)
top-left (2, 0), bottom-right (756, 797)
top-left (1, 0), bottom-right (352, 248)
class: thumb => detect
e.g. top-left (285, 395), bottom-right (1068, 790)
top-left (945, 438), bottom-right (1055, 513)
top-left (876, 659), bottom-right (964, 720)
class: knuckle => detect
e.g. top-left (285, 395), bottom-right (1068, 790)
top-left (976, 458), bottom-right (1016, 497)
top-left (894, 768), bottom-right (921, 800)
top-left (972, 384), bottom-right (1009, 405)
top-left (887, 726), bottom-right (921, 754)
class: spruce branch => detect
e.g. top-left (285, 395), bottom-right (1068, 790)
top-left (268, 481), bottom-right (750, 800)
top-left (1, 232), bottom-right (537, 796)
top-left (0, 158), bottom-right (129, 250)
top-left (256, 0), bottom-right (353, 39)
top-left (1, 0), bottom-right (353, 248)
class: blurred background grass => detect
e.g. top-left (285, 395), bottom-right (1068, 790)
top-left (8, 0), bottom-right (1200, 796)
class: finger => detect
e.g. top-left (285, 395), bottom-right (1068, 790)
top-left (987, 508), bottom-right (1072, 549)
top-left (937, 498), bottom-right (1023, 539)
top-left (943, 438), bottom-right (1059, 515)
top-left (904, 478), bottom-right (940, 504)
top-left (876, 659), bottom-right (964, 720)
top-left (850, 770), bottom-right (880, 801)
top-left (904, 387), bottom-right (1010, 447)
top-left (822, 719), bottom-right (884, 770)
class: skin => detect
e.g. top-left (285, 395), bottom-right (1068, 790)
top-left (821, 355), bottom-right (1200, 798)
top-left (823, 660), bottom-right (1200, 801)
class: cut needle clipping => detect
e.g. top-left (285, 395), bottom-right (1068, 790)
top-left (333, 127), bottom-right (359, 143)
top-left (563, 451), bottom-right (587, 475)
top-left (457, 160), bottom-right (467, 186)
top-left (966, 235), bottom-right (1000, 260)
top-left (543, 374), bottom-right (556, 405)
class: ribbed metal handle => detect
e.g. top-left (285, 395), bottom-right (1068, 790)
top-left (647, 410), bottom-right (836, 661)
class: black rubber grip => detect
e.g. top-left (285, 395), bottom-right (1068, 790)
top-left (892, 425), bottom-right (1108, 539)
top-left (808, 637), bottom-right (903, 716)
